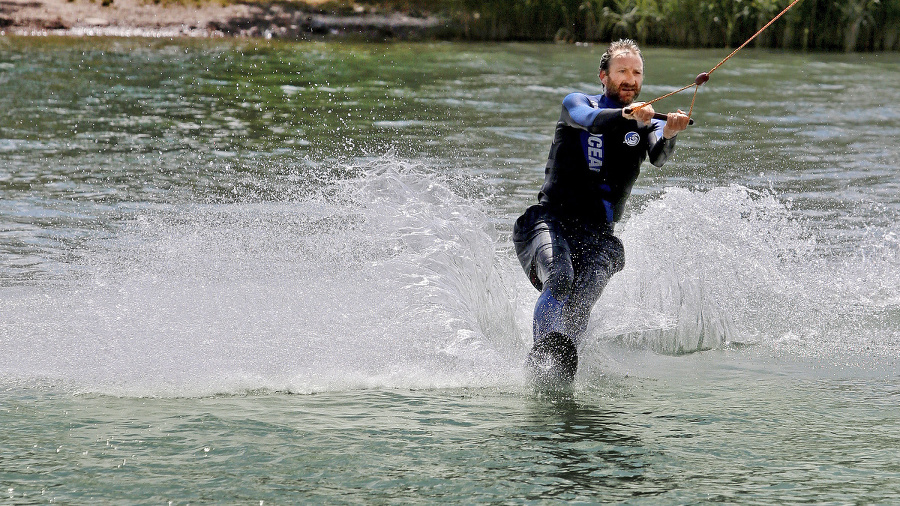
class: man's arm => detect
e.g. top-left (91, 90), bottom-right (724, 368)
top-left (648, 110), bottom-right (691, 167)
top-left (559, 93), bottom-right (631, 134)
top-left (648, 128), bottom-right (676, 167)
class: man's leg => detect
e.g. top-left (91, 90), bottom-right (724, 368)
top-left (514, 206), bottom-right (575, 343)
top-left (513, 207), bottom-right (578, 385)
top-left (563, 229), bottom-right (625, 341)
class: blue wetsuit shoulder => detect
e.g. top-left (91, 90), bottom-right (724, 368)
top-left (561, 93), bottom-right (632, 134)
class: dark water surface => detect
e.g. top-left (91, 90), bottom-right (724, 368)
top-left (2, 37), bottom-right (899, 503)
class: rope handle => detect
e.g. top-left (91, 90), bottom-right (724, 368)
top-left (622, 109), bottom-right (695, 125)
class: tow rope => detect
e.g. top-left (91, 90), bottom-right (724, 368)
top-left (627, 0), bottom-right (804, 122)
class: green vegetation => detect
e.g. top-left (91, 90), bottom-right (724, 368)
top-left (353, 0), bottom-right (900, 51)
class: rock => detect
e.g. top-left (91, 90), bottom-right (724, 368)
top-left (83, 17), bottom-right (109, 26)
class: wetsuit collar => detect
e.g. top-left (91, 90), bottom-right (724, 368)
top-left (599, 94), bottom-right (628, 109)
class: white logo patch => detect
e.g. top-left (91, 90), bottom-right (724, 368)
top-left (624, 131), bottom-right (640, 147)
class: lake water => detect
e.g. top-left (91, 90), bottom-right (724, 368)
top-left (2, 37), bottom-right (899, 503)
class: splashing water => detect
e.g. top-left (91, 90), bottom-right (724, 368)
top-left (591, 185), bottom-right (900, 363)
top-left (1, 156), bottom-right (526, 396)
top-left (3, 156), bottom-right (899, 396)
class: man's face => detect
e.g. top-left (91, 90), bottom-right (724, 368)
top-left (599, 52), bottom-right (643, 105)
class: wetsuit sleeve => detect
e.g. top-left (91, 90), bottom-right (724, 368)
top-left (560, 93), bottom-right (630, 134)
top-left (647, 121), bottom-right (677, 167)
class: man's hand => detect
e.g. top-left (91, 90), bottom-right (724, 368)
top-left (663, 110), bottom-right (690, 139)
top-left (623, 102), bottom-right (654, 125)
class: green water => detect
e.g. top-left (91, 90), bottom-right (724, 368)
top-left (5, 363), bottom-right (900, 503)
top-left (2, 37), bottom-right (900, 503)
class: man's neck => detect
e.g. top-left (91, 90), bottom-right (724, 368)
top-left (601, 94), bottom-right (627, 108)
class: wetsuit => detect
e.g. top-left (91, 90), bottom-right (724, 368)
top-left (513, 92), bottom-right (677, 381)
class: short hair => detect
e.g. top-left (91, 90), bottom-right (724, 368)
top-left (598, 39), bottom-right (643, 75)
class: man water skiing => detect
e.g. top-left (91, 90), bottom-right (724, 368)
top-left (513, 39), bottom-right (691, 386)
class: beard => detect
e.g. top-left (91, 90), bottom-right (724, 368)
top-left (606, 80), bottom-right (641, 105)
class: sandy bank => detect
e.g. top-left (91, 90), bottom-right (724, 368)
top-left (0, 0), bottom-right (445, 39)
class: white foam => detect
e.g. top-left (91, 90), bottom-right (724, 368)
top-left (0, 155), bottom-right (527, 396)
top-left (589, 185), bottom-right (900, 362)
top-left (4, 162), bottom-right (898, 395)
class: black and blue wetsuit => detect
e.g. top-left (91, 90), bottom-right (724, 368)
top-left (513, 92), bottom-right (677, 381)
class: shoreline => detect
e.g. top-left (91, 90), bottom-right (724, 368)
top-left (3, 0), bottom-right (895, 50)
top-left (0, 0), bottom-right (446, 40)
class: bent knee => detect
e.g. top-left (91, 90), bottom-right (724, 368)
top-left (605, 234), bottom-right (626, 274)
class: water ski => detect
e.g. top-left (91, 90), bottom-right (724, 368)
top-left (524, 332), bottom-right (578, 389)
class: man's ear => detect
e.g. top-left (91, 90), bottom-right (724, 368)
top-left (598, 70), bottom-right (608, 87)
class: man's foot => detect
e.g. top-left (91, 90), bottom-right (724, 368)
top-left (525, 332), bottom-right (578, 388)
